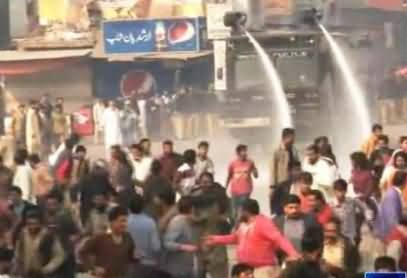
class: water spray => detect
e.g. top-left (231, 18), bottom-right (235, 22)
top-left (223, 12), bottom-right (294, 131)
top-left (319, 24), bottom-right (371, 136)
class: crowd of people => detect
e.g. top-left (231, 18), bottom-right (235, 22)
top-left (1, 94), bottom-right (407, 278)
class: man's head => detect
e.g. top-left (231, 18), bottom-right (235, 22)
top-left (56, 97), bottom-right (64, 106)
top-left (314, 136), bottom-right (329, 149)
top-left (377, 135), bottom-right (390, 149)
top-left (394, 152), bottom-right (407, 170)
top-left (14, 149), bottom-right (28, 166)
top-left (305, 145), bottom-right (320, 165)
top-left (24, 208), bottom-right (43, 235)
top-left (152, 188), bottom-right (176, 209)
top-left (162, 140), bottom-right (174, 155)
top-left (372, 124), bottom-right (383, 137)
top-left (18, 104), bottom-right (25, 113)
top-left (307, 190), bottom-right (325, 212)
top-left (351, 151), bottom-right (370, 170)
top-left (177, 196), bottom-right (193, 215)
top-left (139, 138), bottom-right (151, 155)
top-left (333, 179), bottom-right (347, 203)
top-left (75, 145), bottom-right (87, 160)
top-left (8, 186), bottom-right (23, 204)
top-left (92, 191), bottom-right (109, 211)
top-left (129, 194), bottom-right (144, 215)
top-left (231, 263), bottom-right (254, 278)
top-left (45, 191), bottom-right (63, 215)
top-left (55, 104), bottom-right (63, 114)
top-left (183, 149), bottom-right (197, 165)
top-left (240, 199), bottom-right (259, 222)
top-left (197, 141), bottom-right (209, 158)
top-left (301, 231), bottom-right (323, 261)
top-left (130, 144), bottom-right (143, 161)
top-left (323, 218), bottom-right (341, 244)
top-left (108, 206), bottom-right (129, 235)
top-left (108, 100), bottom-right (116, 108)
top-left (27, 154), bottom-right (41, 169)
top-left (199, 172), bottom-right (214, 190)
top-left (294, 172), bottom-right (313, 195)
top-left (392, 171), bottom-right (407, 188)
top-left (282, 128), bottom-right (295, 147)
top-left (0, 169), bottom-right (12, 190)
top-left (374, 256), bottom-right (397, 272)
top-left (400, 136), bottom-right (407, 153)
top-left (283, 195), bottom-right (302, 219)
top-left (236, 144), bottom-right (248, 160)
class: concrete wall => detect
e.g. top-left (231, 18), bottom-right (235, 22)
top-left (6, 62), bottom-right (93, 113)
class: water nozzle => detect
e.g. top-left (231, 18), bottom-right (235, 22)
top-left (224, 12), bottom-right (247, 30)
top-left (302, 8), bottom-right (323, 26)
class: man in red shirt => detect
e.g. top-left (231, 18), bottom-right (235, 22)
top-left (226, 145), bottom-right (258, 223)
top-left (205, 199), bottom-right (299, 278)
top-left (307, 190), bottom-right (333, 225)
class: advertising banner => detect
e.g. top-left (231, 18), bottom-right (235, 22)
top-left (213, 40), bottom-right (227, 91)
top-left (103, 17), bottom-right (206, 54)
top-left (206, 3), bottom-right (232, 39)
top-left (72, 106), bottom-right (94, 136)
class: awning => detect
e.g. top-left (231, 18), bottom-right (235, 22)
top-left (91, 49), bottom-right (213, 62)
top-left (368, 0), bottom-right (407, 11)
top-left (0, 49), bottom-right (91, 75)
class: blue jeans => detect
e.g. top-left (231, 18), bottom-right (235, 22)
top-left (231, 194), bottom-right (250, 225)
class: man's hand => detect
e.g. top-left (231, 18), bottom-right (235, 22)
top-left (92, 266), bottom-right (106, 278)
top-left (202, 236), bottom-right (217, 247)
top-left (180, 244), bottom-right (198, 253)
top-left (286, 254), bottom-right (302, 262)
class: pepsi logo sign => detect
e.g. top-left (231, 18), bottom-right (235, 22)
top-left (168, 21), bottom-right (196, 45)
top-left (120, 70), bottom-right (156, 98)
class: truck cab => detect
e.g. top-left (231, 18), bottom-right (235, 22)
top-left (219, 28), bottom-right (328, 142)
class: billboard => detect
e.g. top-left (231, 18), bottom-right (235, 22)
top-left (103, 17), bottom-right (206, 54)
top-left (213, 40), bottom-right (227, 90)
top-left (93, 60), bottom-right (212, 99)
top-left (264, 0), bottom-right (294, 16)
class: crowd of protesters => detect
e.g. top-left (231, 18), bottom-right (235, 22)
top-left (0, 95), bottom-right (407, 277)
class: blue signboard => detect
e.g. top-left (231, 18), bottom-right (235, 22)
top-left (365, 273), bottom-right (406, 278)
top-left (103, 18), bottom-right (206, 54)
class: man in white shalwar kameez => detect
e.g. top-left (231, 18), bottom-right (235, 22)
top-left (103, 101), bottom-right (122, 152)
top-left (93, 99), bottom-right (106, 144)
top-left (25, 103), bottom-right (41, 155)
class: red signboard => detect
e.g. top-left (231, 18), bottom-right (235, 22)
top-left (72, 106), bottom-right (94, 136)
top-left (368, 0), bottom-right (406, 11)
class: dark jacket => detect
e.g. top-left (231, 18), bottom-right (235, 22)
top-left (270, 180), bottom-right (293, 216)
top-left (274, 213), bottom-right (323, 252)
top-left (342, 237), bottom-right (360, 274)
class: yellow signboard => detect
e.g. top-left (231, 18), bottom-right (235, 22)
top-left (38, 0), bottom-right (67, 24)
top-left (100, 0), bottom-right (205, 20)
